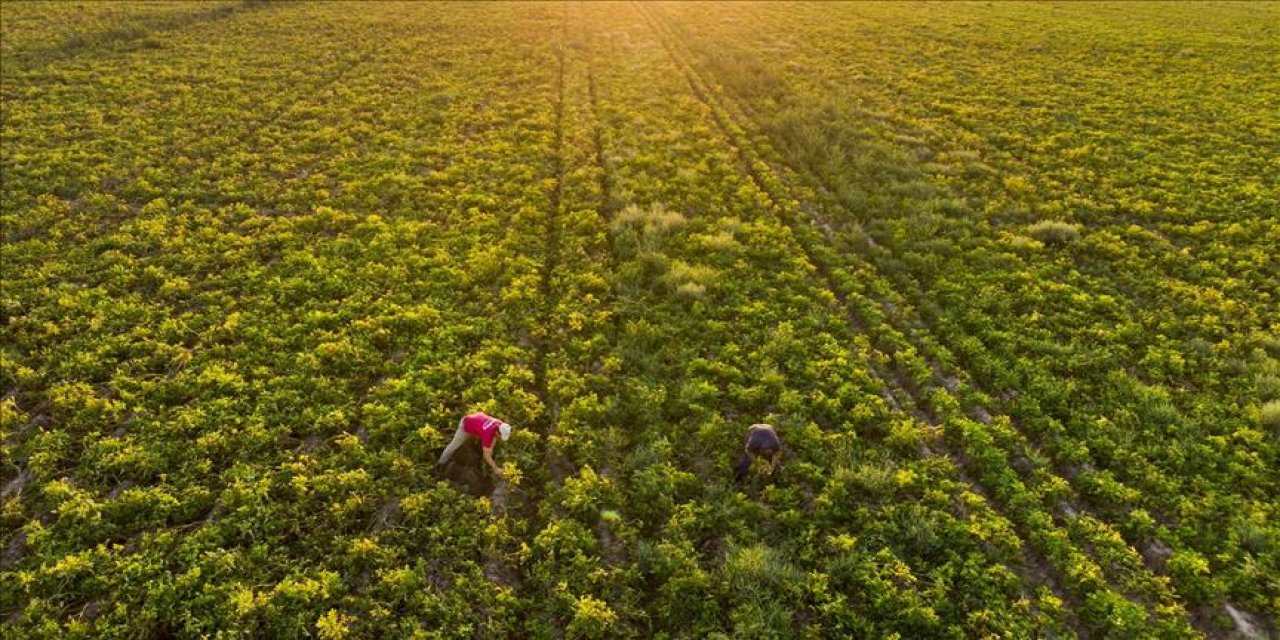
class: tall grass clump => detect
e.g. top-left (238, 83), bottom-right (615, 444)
top-left (694, 230), bottom-right (740, 253)
top-left (611, 202), bottom-right (687, 262)
top-left (1255, 333), bottom-right (1280, 357)
top-left (1255, 373), bottom-right (1280, 401)
top-left (1026, 219), bottom-right (1081, 245)
top-left (663, 260), bottom-right (717, 299)
top-left (723, 543), bottom-right (802, 601)
top-left (1259, 400), bottom-right (1280, 432)
top-left (613, 202), bottom-right (684, 234)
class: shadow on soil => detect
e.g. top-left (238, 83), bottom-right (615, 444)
top-left (438, 440), bottom-right (496, 497)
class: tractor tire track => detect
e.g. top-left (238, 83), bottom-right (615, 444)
top-left (649, 2), bottom-right (1209, 546)
top-left (642, 7), bottom-right (1238, 635)
top-left (633, 3), bottom-right (1197, 635)
top-left (577, 4), bottom-right (628, 571)
top-left (630, 0), bottom-right (1082, 620)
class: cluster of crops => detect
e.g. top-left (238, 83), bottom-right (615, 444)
top-left (2, 2), bottom-right (1276, 638)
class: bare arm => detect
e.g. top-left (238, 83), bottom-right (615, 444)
top-left (734, 450), bottom-right (755, 482)
top-left (482, 445), bottom-right (502, 476)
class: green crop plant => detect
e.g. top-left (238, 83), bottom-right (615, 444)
top-left (2, 1), bottom-right (1274, 637)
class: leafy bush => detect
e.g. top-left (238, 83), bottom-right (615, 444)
top-left (3, 1), bottom-right (1274, 636)
top-left (566, 595), bottom-right (617, 639)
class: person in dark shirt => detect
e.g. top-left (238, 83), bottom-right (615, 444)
top-left (735, 423), bottom-right (783, 483)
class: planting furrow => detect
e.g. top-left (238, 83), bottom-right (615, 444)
top-left (532, 43), bottom-right (568, 441)
top-left (491, 12), bottom-right (571, 611)
top-left (576, 4), bottom-right (627, 570)
top-left (496, 7), bottom-right (643, 633)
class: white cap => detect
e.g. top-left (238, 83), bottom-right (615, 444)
top-left (499, 423), bottom-right (512, 441)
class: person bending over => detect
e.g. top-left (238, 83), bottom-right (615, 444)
top-left (438, 411), bottom-right (512, 478)
top-left (735, 423), bottom-right (782, 483)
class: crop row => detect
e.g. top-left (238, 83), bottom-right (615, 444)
top-left (5, 2), bottom-right (1273, 637)
top-left (0, 0), bottom-right (249, 72)
top-left (3, 3), bottom-right (569, 636)
top-left (646, 1), bottom-right (1277, 634)
top-left (635, 2), bottom-right (1229, 636)
top-left (512, 4), bottom-right (1094, 637)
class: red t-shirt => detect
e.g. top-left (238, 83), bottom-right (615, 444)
top-left (462, 412), bottom-right (503, 448)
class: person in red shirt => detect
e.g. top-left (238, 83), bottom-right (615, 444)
top-left (438, 411), bottom-right (513, 477)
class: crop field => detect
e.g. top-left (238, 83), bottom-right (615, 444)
top-left (2, 2), bottom-right (1277, 638)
